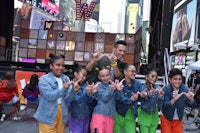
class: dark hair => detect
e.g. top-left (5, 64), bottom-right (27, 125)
top-left (168, 68), bottom-right (182, 78)
top-left (26, 74), bottom-right (39, 91)
top-left (49, 53), bottom-right (65, 65)
top-left (121, 63), bottom-right (133, 71)
top-left (5, 71), bottom-right (15, 88)
top-left (95, 66), bottom-right (110, 75)
top-left (73, 62), bottom-right (86, 74)
top-left (114, 40), bottom-right (127, 48)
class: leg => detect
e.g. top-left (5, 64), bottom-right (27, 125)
top-left (69, 117), bottom-right (84, 133)
top-left (160, 115), bottom-right (172, 133)
top-left (139, 125), bottom-right (149, 133)
top-left (90, 114), bottom-right (105, 133)
top-left (114, 112), bottom-right (124, 133)
top-left (56, 105), bottom-right (65, 133)
top-left (171, 120), bottom-right (183, 133)
top-left (149, 124), bottom-right (158, 133)
top-left (123, 109), bottom-right (136, 133)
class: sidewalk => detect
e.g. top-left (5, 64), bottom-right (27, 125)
top-left (0, 106), bottom-right (199, 133)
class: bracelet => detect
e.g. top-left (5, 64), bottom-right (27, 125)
top-left (111, 62), bottom-right (117, 67)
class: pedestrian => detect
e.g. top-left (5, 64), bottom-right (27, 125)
top-left (137, 69), bottom-right (164, 133)
top-left (90, 66), bottom-right (124, 133)
top-left (86, 40), bottom-right (127, 83)
top-left (34, 53), bottom-right (79, 133)
top-left (114, 63), bottom-right (142, 133)
top-left (160, 68), bottom-right (197, 133)
top-left (0, 71), bottom-right (20, 121)
top-left (22, 74), bottom-right (40, 108)
top-left (68, 63), bottom-right (94, 133)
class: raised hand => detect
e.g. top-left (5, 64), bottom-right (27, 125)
top-left (173, 91), bottom-right (185, 101)
top-left (139, 90), bottom-right (147, 98)
top-left (158, 86), bottom-right (165, 97)
top-left (92, 83), bottom-right (99, 94)
top-left (109, 49), bottom-right (117, 64)
top-left (131, 92), bottom-right (139, 102)
top-left (115, 79), bottom-right (125, 91)
top-left (185, 91), bottom-right (194, 101)
top-left (71, 79), bottom-right (82, 92)
top-left (64, 80), bottom-right (71, 90)
top-left (86, 82), bottom-right (95, 94)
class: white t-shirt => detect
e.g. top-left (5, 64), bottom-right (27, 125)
top-left (173, 90), bottom-right (179, 120)
top-left (54, 77), bottom-right (63, 104)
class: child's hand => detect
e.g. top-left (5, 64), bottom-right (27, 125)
top-left (64, 80), bottom-right (71, 90)
top-left (185, 92), bottom-right (194, 101)
top-left (115, 79), bottom-right (125, 91)
top-left (139, 91), bottom-right (147, 98)
top-left (86, 82), bottom-right (94, 94)
top-left (131, 92), bottom-right (139, 102)
top-left (92, 83), bottom-right (99, 94)
top-left (158, 87), bottom-right (165, 97)
top-left (72, 79), bottom-right (82, 92)
top-left (173, 91), bottom-right (184, 101)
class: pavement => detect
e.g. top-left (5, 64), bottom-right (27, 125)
top-left (0, 106), bottom-right (200, 133)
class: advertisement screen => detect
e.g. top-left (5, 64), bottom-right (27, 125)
top-left (170, 0), bottom-right (197, 52)
top-left (42, 0), bottom-right (59, 15)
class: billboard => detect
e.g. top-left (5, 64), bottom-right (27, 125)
top-left (42, 0), bottom-right (59, 15)
top-left (170, 0), bottom-right (197, 52)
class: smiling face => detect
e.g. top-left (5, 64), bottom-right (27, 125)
top-left (50, 58), bottom-right (65, 77)
top-left (74, 69), bottom-right (87, 83)
top-left (146, 71), bottom-right (158, 85)
top-left (169, 74), bottom-right (182, 90)
top-left (124, 65), bottom-right (137, 80)
top-left (114, 44), bottom-right (127, 60)
top-left (98, 68), bottom-right (110, 83)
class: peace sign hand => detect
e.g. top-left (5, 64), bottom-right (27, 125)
top-left (71, 79), bottom-right (82, 92)
top-left (115, 79), bottom-right (125, 91)
top-left (86, 82), bottom-right (95, 94)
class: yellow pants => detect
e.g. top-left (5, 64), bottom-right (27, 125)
top-left (39, 105), bottom-right (65, 133)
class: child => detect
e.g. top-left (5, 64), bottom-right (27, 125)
top-left (160, 68), bottom-right (197, 133)
top-left (34, 54), bottom-right (79, 133)
top-left (114, 63), bottom-right (142, 133)
top-left (0, 71), bottom-right (20, 121)
top-left (68, 63), bottom-right (94, 133)
top-left (137, 70), bottom-right (164, 133)
top-left (22, 74), bottom-right (40, 105)
top-left (90, 66), bottom-right (124, 133)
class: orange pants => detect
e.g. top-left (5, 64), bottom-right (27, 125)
top-left (160, 115), bottom-right (183, 133)
top-left (39, 105), bottom-right (65, 133)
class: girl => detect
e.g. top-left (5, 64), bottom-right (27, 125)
top-left (160, 68), bottom-right (197, 133)
top-left (0, 71), bottom-right (20, 121)
top-left (34, 54), bottom-right (79, 133)
top-left (114, 63), bottom-right (142, 133)
top-left (22, 74), bottom-right (40, 104)
top-left (90, 66), bottom-right (123, 133)
top-left (137, 70), bottom-right (164, 133)
top-left (69, 63), bottom-right (94, 133)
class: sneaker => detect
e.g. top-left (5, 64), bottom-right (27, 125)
top-left (20, 104), bottom-right (27, 111)
top-left (0, 114), bottom-right (6, 122)
top-left (12, 116), bottom-right (21, 121)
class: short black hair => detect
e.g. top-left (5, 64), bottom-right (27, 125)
top-left (49, 53), bottom-right (65, 65)
top-left (114, 40), bottom-right (127, 48)
top-left (168, 68), bottom-right (182, 78)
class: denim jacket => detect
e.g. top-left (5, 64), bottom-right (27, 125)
top-left (34, 72), bottom-right (76, 125)
top-left (92, 82), bottom-right (120, 118)
top-left (161, 84), bottom-right (197, 121)
top-left (116, 79), bottom-right (142, 118)
top-left (70, 83), bottom-right (94, 119)
top-left (140, 84), bottom-right (163, 114)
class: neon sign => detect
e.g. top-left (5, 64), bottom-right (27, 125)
top-left (75, 0), bottom-right (96, 21)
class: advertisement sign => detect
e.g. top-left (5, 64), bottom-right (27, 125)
top-left (42, 0), bottom-right (59, 15)
top-left (170, 0), bottom-right (197, 52)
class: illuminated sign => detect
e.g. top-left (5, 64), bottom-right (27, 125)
top-left (75, 0), bottom-right (96, 21)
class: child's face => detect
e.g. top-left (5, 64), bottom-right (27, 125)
top-left (50, 59), bottom-right (65, 77)
top-left (98, 69), bottom-right (110, 83)
top-left (146, 71), bottom-right (158, 84)
top-left (124, 65), bottom-right (136, 80)
top-left (169, 74), bottom-right (182, 89)
top-left (75, 69), bottom-right (87, 83)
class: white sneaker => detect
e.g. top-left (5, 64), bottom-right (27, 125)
top-left (20, 104), bottom-right (27, 111)
top-left (12, 116), bottom-right (21, 121)
top-left (1, 114), bottom-right (6, 121)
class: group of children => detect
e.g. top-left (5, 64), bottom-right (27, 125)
top-left (0, 53), bottom-right (197, 133)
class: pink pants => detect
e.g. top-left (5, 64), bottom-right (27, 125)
top-left (90, 114), bottom-right (114, 133)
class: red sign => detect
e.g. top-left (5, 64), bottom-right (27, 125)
top-left (42, 0), bottom-right (59, 15)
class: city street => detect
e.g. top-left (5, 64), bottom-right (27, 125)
top-left (0, 106), bottom-right (199, 133)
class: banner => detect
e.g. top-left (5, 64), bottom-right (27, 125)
top-left (15, 70), bottom-right (46, 103)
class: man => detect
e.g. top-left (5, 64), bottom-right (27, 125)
top-left (86, 40), bottom-right (127, 83)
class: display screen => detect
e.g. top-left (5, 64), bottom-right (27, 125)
top-left (170, 0), bottom-right (197, 52)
